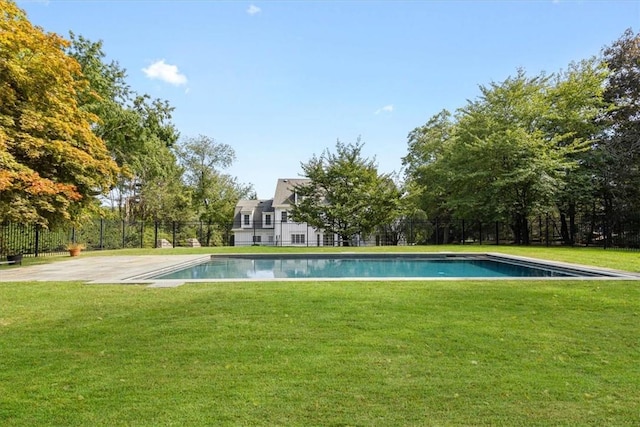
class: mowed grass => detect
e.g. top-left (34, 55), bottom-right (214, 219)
top-left (1, 277), bottom-right (639, 425)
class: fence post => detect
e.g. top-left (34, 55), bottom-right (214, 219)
top-left (409, 219), bottom-right (413, 245)
top-left (479, 222), bottom-right (483, 245)
top-left (99, 218), bottom-right (104, 250)
top-left (34, 224), bottom-right (40, 257)
top-left (495, 222), bottom-right (499, 245)
top-left (461, 220), bottom-right (465, 245)
top-left (140, 222), bottom-right (144, 248)
top-left (122, 220), bottom-right (126, 249)
top-left (538, 216), bottom-right (542, 244)
top-left (154, 221), bottom-right (159, 248)
top-left (172, 221), bottom-right (177, 247)
top-left (545, 214), bottom-right (550, 247)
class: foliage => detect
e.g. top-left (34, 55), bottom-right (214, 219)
top-left (0, 0), bottom-right (119, 226)
top-left (177, 135), bottom-right (254, 244)
top-left (404, 66), bottom-right (609, 244)
top-left (65, 241), bottom-right (85, 250)
top-left (544, 59), bottom-right (611, 244)
top-left (292, 138), bottom-right (401, 245)
top-left (599, 29), bottom-right (640, 220)
top-left (402, 110), bottom-right (455, 220)
top-left (66, 34), bottom-right (187, 222)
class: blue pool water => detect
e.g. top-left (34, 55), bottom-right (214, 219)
top-left (152, 255), bottom-right (592, 280)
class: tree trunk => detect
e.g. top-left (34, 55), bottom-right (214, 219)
top-left (205, 220), bottom-right (212, 246)
top-left (512, 214), bottom-right (529, 245)
top-left (511, 216), bottom-right (521, 244)
top-left (569, 204), bottom-right (576, 246)
top-left (582, 202), bottom-right (596, 246)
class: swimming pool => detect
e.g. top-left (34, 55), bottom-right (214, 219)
top-left (149, 253), bottom-right (628, 280)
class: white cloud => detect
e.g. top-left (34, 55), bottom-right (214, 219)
top-left (142, 60), bottom-right (188, 86)
top-left (247, 4), bottom-right (261, 15)
top-left (375, 104), bottom-right (394, 114)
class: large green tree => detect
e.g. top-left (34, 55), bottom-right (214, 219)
top-left (177, 135), bottom-right (253, 245)
top-left (543, 59), bottom-right (610, 244)
top-left (0, 0), bottom-right (118, 226)
top-left (291, 139), bottom-right (400, 246)
top-left (599, 29), bottom-right (640, 221)
top-left (66, 34), bottom-right (184, 221)
top-left (405, 70), bottom-right (592, 244)
top-left (402, 109), bottom-right (455, 221)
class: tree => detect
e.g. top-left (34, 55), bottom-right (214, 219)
top-left (0, 0), bottom-right (118, 226)
top-left (66, 34), bottom-right (182, 221)
top-left (372, 175), bottom-right (419, 245)
top-left (543, 59), bottom-right (610, 244)
top-left (599, 29), bottom-right (640, 221)
top-left (404, 70), bottom-right (591, 244)
top-left (129, 141), bottom-right (190, 223)
top-left (402, 110), bottom-right (455, 221)
top-left (177, 135), bottom-right (254, 245)
top-left (122, 95), bottom-right (185, 221)
top-left (291, 138), bottom-right (400, 246)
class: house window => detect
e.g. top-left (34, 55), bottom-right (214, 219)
top-left (265, 214), bottom-right (272, 226)
top-left (281, 211), bottom-right (288, 223)
top-left (291, 234), bottom-right (305, 244)
top-left (243, 214), bottom-right (250, 226)
top-left (253, 235), bottom-right (261, 243)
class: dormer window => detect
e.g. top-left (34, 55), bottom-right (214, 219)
top-left (241, 210), bottom-right (253, 228)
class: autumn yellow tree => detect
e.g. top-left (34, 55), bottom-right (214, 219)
top-left (0, 0), bottom-right (118, 226)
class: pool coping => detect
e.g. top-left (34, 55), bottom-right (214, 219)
top-left (126, 252), bottom-right (640, 287)
top-left (4, 252), bottom-right (635, 288)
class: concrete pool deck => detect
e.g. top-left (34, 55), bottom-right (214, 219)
top-left (1, 253), bottom-right (639, 287)
top-left (0, 255), bottom-right (211, 287)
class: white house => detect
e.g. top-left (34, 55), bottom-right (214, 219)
top-left (232, 178), bottom-right (336, 247)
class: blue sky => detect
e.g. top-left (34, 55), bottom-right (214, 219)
top-left (18, 0), bottom-right (640, 199)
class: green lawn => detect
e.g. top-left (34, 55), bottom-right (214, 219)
top-left (1, 246), bottom-right (639, 425)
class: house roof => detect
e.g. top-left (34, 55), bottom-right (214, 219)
top-left (231, 199), bottom-right (274, 231)
top-left (273, 178), bottom-right (310, 207)
top-left (235, 199), bottom-right (273, 214)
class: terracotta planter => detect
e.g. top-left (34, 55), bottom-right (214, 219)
top-left (68, 248), bottom-right (81, 257)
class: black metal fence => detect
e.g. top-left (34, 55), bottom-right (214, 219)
top-left (399, 216), bottom-right (640, 249)
top-left (2, 215), bottom-right (639, 258)
top-left (0, 220), bottom-right (233, 258)
top-left (233, 215), bottom-right (640, 248)
top-left (0, 223), bottom-right (69, 258)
